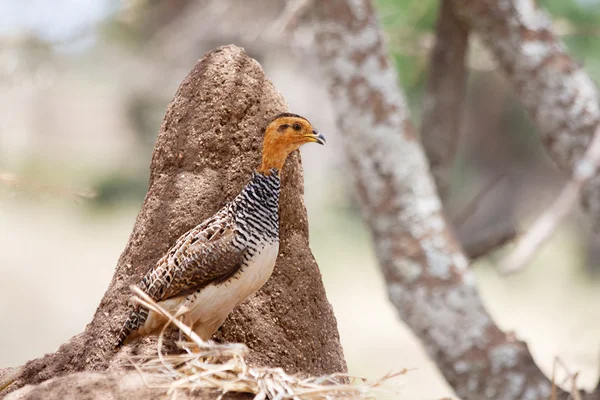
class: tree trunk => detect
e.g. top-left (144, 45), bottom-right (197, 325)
top-left (450, 0), bottom-right (600, 229)
top-left (421, 0), bottom-right (469, 200)
top-left (311, 0), bottom-right (598, 398)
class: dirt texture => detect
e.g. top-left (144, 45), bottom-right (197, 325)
top-left (5, 371), bottom-right (251, 400)
top-left (2, 44), bottom-right (346, 396)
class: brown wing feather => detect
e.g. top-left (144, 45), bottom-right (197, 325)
top-left (161, 228), bottom-right (245, 299)
top-left (140, 210), bottom-right (245, 302)
top-left (117, 209), bottom-right (246, 347)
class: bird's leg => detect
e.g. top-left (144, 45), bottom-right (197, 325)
top-left (172, 305), bottom-right (207, 354)
top-left (165, 305), bottom-right (191, 350)
top-left (189, 320), bottom-right (212, 354)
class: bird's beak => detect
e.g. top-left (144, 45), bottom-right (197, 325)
top-left (304, 129), bottom-right (326, 145)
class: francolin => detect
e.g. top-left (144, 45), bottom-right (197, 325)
top-left (116, 113), bottom-right (325, 346)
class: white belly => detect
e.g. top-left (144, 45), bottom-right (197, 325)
top-left (146, 240), bottom-right (279, 340)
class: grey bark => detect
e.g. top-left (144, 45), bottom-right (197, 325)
top-left (311, 0), bottom-right (599, 398)
top-left (421, 0), bottom-right (470, 200)
top-left (450, 0), bottom-right (600, 229)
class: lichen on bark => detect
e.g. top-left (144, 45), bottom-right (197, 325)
top-left (311, 1), bottom-right (594, 398)
top-left (450, 0), bottom-right (600, 229)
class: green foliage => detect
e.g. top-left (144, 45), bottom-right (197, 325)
top-left (375, 0), bottom-right (438, 114)
top-left (92, 171), bottom-right (148, 208)
top-left (376, 0), bottom-right (438, 31)
top-left (541, 0), bottom-right (600, 82)
top-left (541, 0), bottom-right (600, 26)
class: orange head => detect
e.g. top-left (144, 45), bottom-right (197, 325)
top-left (258, 113), bottom-right (325, 174)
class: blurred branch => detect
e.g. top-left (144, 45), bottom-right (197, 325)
top-left (147, 0), bottom-right (308, 65)
top-left (451, 172), bottom-right (505, 228)
top-left (421, 0), bottom-right (469, 200)
top-left (311, 0), bottom-right (586, 398)
top-left (268, 0), bottom-right (314, 37)
top-left (452, 173), bottom-right (518, 260)
top-left (387, 32), bottom-right (499, 73)
top-left (386, 17), bottom-right (600, 74)
top-left (500, 124), bottom-right (600, 274)
top-left (462, 224), bottom-right (519, 260)
top-left (450, 0), bottom-right (600, 231)
top-left (0, 172), bottom-right (96, 201)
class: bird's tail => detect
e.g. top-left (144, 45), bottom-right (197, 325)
top-left (115, 305), bottom-right (149, 347)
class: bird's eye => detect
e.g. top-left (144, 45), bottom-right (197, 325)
top-left (293, 123), bottom-right (302, 131)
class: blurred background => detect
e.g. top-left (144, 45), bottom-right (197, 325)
top-left (1, 0), bottom-right (600, 398)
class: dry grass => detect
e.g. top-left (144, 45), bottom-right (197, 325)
top-left (128, 286), bottom-right (408, 399)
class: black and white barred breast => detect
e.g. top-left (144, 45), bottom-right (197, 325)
top-left (117, 170), bottom-right (281, 345)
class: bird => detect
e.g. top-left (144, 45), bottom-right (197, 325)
top-left (116, 112), bottom-right (325, 346)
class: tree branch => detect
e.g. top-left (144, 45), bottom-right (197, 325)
top-left (450, 0), bottom-right (600, 229)
top-left (268, 0), bottom-right (315, 37)
top-left (451, 172), bottom-right (506, 228)
top-left (501, 124), bottom-right (600, 274)
top-left (421, 0), bottom-right (469, 200)
top-left (0, 171), bottom-right (95, 201)
top-left (462, 224), bottom-right (519, 260)
top-left (312, 0), bottom-right (597, 398)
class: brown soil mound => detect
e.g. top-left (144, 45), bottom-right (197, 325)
top-left (2, 44), bottom-right (346, 396)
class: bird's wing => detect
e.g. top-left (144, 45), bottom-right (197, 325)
top-left (140, 212), bottom-right (246, 302)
